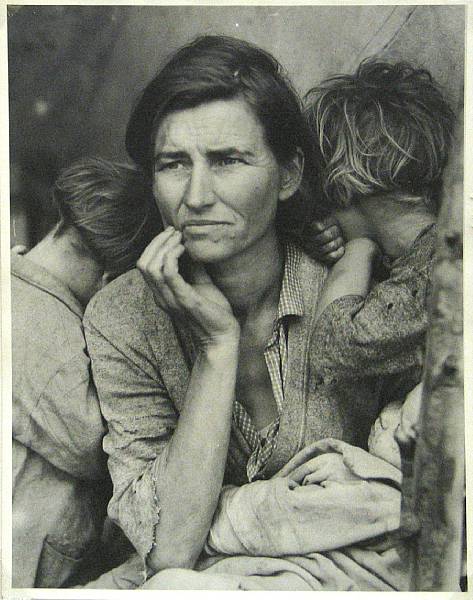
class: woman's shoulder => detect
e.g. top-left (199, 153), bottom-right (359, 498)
top-left (295, 247), bottom-right (329, 304)
top-left (84, 267), bottom-right (170, 335)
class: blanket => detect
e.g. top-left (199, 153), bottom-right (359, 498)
top-left (143, 438), bottom-right (409, 590)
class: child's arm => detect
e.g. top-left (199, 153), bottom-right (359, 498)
top-left (312, 207), bottom-right (436, 380)
top-left (314, 238), bottom-right (380, 322)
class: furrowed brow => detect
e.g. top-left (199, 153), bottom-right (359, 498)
top-left (154, 151), bottom-right (188, 163)
top-left (207, 147), bottom-right (254, 159)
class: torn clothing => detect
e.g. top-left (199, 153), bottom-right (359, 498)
top-left (83, 244), bottom-right (423, 561)
top-left (311, 224), bottom-right (436, 382)
top-left (11, 254), bottom-right (109, 587)
top-left (204, 438), bottom-right (402, 559)
top-left (144, 438), bottom-right (407, 591)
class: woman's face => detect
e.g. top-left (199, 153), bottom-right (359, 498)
top-left (152, 97), bottom-right (290, 264)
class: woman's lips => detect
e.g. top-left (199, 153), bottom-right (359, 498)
top-left (182, 221), bottom-right (229, 235)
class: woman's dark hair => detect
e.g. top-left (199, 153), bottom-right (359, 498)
top-left (53, 157), bottom-right (161, 275)
top-left (305, 59), bottom-right (455, 212)
top-left (126, 35), bottom-right (318, 233)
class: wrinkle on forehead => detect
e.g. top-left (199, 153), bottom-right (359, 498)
top-left (153, 98), bottom-right (275, 166)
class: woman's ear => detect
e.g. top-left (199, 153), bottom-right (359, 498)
top-left (278, 148), bottom-right (304, 202)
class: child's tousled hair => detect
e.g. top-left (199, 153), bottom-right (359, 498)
top-left (53, 157), bottom-right (162, 275)
top-left (305, 60), bottom-right (455, 212)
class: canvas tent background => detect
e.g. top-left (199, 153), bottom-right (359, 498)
top-left (8, 5), bottom-right (464, 246)
top-left (7, 5), bottom-right (465, 591)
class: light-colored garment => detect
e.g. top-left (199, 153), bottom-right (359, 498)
top-left (81, 404), bottom-right (408, 590)
top-left (144, 436), bottom-right (407, 591)
top-left (84, 243), bottom-right (423, 561)
top-left (205, 437), bottom-right (402, 559)
top-left (11, 253), bottom-right (109, 587)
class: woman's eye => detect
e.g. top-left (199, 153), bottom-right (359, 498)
top-left (156, 161), bottom-right (184, 172)
top-left (216, 157), bottom-right (243, 167)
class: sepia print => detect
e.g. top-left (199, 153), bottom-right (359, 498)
top-left (3, 4), bottom-right (466, 596)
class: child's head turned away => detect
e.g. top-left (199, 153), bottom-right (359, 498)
top-left (305, 60), bottom-right (455, 214)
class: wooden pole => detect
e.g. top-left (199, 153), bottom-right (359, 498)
top-left (405, 109), bottom-right (464, 591)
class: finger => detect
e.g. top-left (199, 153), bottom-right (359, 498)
top-left (319, 237), bottom-right (345, 254)
top-left (141, 269), bottom-right (179, 312)
top-left (162, 246), bottom-right (197, 308)
top-left (137, 226), bottom-right (178, 269)
top-left (288, 457), bottom-right (324, 484)
top-left (140, 232), bottom-right (185, 311)
top-left (311, 225), bottom-right (341, 245)
top-left (311, 231), bottom-right (341, 247)
top-left (140, 266), bottom-right (177, 307)
top-left (159, 243), bottom-right (188, 309)
top-left (326, 247), bottom-right (345, 262)
top-left (138, 231), bottom-right (182, 279)
top-left (302, 471), bottom-right (326, 486)
top-left (310, 216), bottom-right (338, 233)
top-left (162, 243), bottom-right (186, 280)
top-left (163, 255), bottom-right (202, 309)
top-left (273, 441), bottom-right (325, 478)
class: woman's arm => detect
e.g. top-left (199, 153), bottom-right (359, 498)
top-left (146, 341), bottom-right (238, 572)
top-left (86, 227), bottom-right (241, 574)
top-left (205, 440), bottom-right (402, 558)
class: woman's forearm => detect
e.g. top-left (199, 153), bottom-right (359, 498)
top-left (147, 337), bottom-right (239, 573)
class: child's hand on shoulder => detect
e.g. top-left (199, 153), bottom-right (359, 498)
top-left (301, 215), bottom-right (345, 264)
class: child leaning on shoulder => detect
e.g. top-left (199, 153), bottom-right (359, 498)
top-left (304, 60), bottom-right (454, 411)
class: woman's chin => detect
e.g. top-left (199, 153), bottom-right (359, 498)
top-left (184, 240), bottom-right (234, 264)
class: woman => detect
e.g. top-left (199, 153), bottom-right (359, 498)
top-left (84, 36), bottom-right (422, 588)
top-left (12, 157), bottom-right (159, 587)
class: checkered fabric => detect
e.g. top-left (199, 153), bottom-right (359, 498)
top-left (232, 244), bottom-right (304, 482)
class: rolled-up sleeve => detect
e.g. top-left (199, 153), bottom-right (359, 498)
top-left (312, 228), bottom-right (435, 379)
top-left (84, 314), bottom-right (178, 560)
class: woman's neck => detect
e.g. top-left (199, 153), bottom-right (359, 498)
top-left (206, 228), bottom-right (284, 319)
top-left (26, 227), bottom-right (103, 306)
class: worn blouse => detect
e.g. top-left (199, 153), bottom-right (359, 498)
top-left (83, 234), bottom-right (432, 561)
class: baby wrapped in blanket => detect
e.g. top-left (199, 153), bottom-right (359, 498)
top-left (143, 385), bottom-right (421, 591)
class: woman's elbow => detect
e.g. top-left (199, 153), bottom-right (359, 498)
top-left (147, 543), bottom-right (201, 574)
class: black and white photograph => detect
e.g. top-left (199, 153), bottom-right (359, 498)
top-left (2, 3), bottom-right (467, 595)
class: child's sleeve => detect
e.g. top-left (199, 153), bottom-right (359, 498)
top-left (312, 225), bottom-right (436, 379)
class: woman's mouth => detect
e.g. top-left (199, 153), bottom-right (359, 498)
top-left (182, 221), bottom-right (229, 235)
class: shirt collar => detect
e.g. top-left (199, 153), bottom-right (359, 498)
top-left (11, 253), bottom-right (84, 319)
top-left (276, 243), bottom-right (304, 321)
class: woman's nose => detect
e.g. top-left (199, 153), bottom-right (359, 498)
top-left (183, 164), bottom-right (216, 210)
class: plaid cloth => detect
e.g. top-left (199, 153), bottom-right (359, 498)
top-left (232, 244), bottom-right (304, 482)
